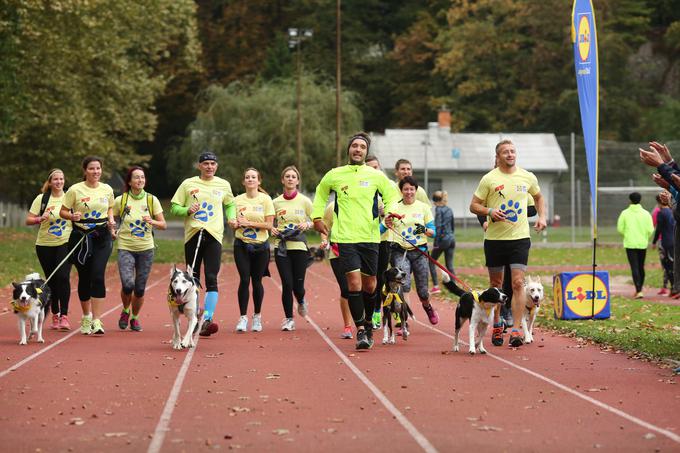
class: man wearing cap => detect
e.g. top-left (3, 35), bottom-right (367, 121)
top-left (312, 132), bottom-right (400, 350)
top-left (171, 151), bottom-right (235, 337)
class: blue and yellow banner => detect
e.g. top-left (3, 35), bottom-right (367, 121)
top-left (571, 0), bottom-right (599, 238)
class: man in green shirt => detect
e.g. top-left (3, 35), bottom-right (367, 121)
top-left (617, 192), bottom-right (654, 298)
top-left (312, 132), bottom-right (399, 350)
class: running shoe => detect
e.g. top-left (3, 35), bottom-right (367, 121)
top-left (340, 326), bottom-right (353, 339)
top-left (355, 329), bottom-right (373, 350)
top-left (371, 311), bottom-right (381, 330)
top-left (130, 318), bottom-right (142, 332)
top-left (658, 288), bottom-right (669, 295)
top-left (281, 318), bottom-right (295, 331)
top-left (423, 303), bottom-right (439, 325)
top-left (491, 324), bottom-right (504, 346)
top-left (671, 292), bottom-right (680, 299)
top-left (235, 315), bottom-right (248, 332)
top-left (430, 286), bottom-right (441, 294)
top-left (58, 315), bottom-right (71, 331)
top-left (252, 313), bottom-right (263, 332)
top-left (91, 318), bottom-right (105, 335)
top-left (634, 291), bottom-right (644, 299)
top-left (509, 329), bottom-right (524, 347)
top-left (50, 313), bottom-right (60, 330)
top-left (118, 310), bottom-right (130, 330)
top-left (297, 300), bottom-right (308, 317)
top-left (80, 315), bottom-right (92, 335)
top-left (199, 318), bottom-right (218, 337)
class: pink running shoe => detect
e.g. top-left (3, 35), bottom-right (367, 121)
top-left (658, 288), bottom-right (669, 295)
top-left (423, 303), bottom-right (439, 325)
top-left (340, 326), bottom-right (353, 339)
top-left (58, 315), bottom-right (71, 331)
top-left (50, 313), bottom-right (60, 330)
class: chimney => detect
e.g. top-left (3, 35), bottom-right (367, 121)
top-left (437, 106), bottom-right (451, 130)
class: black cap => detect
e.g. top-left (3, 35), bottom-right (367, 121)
top-left (198, 151), bottom-right (218, 163)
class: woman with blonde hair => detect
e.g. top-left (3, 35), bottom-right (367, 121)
top-left (26, 169), bottom-right (73, 330)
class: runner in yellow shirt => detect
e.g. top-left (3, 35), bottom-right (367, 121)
top-left (272, 166), bottom-right (313, 332)
top-left (171, 151), bottom-right (235, 337)
top-left (114, 166), bottom-right (166, 332)
top-left (228, 168), bottom-right (275, 333)
top-left (26, 169), bottom-right (73, 330)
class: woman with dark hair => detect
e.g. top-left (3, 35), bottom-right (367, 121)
top-left (26, 169), bottom-right (73, 330)
top-left (114, 166), bottom-right (166, 332)
top-left (271, 166), bottom-right (313, 331)
top-left (429, 190), bottom-right (455, 294)
top-left (228, 168), bottom-right (275, 333)
top-left (60, 156), bottom-right (116, 335)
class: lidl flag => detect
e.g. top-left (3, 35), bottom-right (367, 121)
top-left (571, 0), bottom-right (599, 238)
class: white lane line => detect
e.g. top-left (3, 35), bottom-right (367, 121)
top-left (0, 276), bottom-right (164, 379)
top-left (414, 319), bottom-right (680, 445)
top-left (147, 267), bottom-right (224, 453)
top-left (270, 273), bottom-right (438, 453)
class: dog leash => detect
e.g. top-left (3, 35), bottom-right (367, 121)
top-left (39, 234), bottom-right (86, 290)
top-left (385, 214), bottom-right (473, 292)
top-left (190, 228), bottom-right (204, 274)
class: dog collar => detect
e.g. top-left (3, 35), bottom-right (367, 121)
top-left (471, 291), bottom-right (493, 317)
top-left (11, 300), bottom-right (30, 313)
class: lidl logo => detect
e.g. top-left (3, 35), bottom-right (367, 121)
top-left (564, 274), bottom-right (607, 316)
top-left (578, 15), bottom-right (591, 62)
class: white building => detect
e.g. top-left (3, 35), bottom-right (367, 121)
top-left (371, 111), bottom-right (568, 222)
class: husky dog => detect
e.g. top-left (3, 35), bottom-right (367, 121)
top-left (168, 265), bottom-right (199, 349)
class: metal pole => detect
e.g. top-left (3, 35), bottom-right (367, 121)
top-left (570, 132), bottom-right (575, 245)
top-left (577, 179), bottom-right (582, 232)
top-left (335, 0), bottom-right (342, 166)
top-left (296, 45), bottom-right (302, 172)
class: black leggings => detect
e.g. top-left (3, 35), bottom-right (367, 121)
top-left (274, 249), bottom-right (309, 318)
top-left (184, 232), bottom-right (222, 292)
top-left (375, 240), bottom-right (390, 308)
top-left (69, 228), bottom-right (112, 301)
top-left (234, 239), bottom-right (270, 315)
top-left (625, 248), bottom-right (647, 292)
top-left (35, 245), bottom-right (71, 315)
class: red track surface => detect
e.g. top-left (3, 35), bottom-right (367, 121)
top-left (0, 263), bottom-right (678, 452)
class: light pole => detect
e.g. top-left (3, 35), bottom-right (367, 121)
top-left (288, 28), bottom-right (313, 173)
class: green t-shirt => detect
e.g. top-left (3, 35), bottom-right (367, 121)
top-left (234, 192), bottom-right (275, 244)
top-left (272, 193), bottom-right (313, 251)
top-left (62, 182), bottom-right (114, 231)
top-left (171, 176), bottom-right (234, 244)
top-left (311, 164), bottom-right (399, 244)
top-left (29, 193), bottom-right (72, 246)
top-left (473, 167), bottom-right (540, 240)
top-left (114, 192), bottom-right (163, 252)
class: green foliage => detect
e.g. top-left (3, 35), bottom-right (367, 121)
top-left (166, 76), bottom-right (363, 193)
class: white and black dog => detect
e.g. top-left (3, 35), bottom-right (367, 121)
top-left (168, 265), bottom-right (200, 350)
top-left (522, 275), bottom-right (544, 344)
top-left (440, 271), bottom-right (507, 354)
top-left (381, 266), bottom-right (414, 344)
top-left (11, 273), bottom-right (51, 345)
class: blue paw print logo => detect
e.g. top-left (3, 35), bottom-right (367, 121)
top-left (83, 210), bottom-right (102, 229)
top-left (401, 226), bottom-right (420, 244)
top-left (47, 219), bottom-right (68, 237)
top-left (129, 220), bottom-right (148, 238)
top-left (500, 200), bottom-right (522, 222)
top-left (242, 228), bottom-right (257, 239)
top-left (194, 202), bottom-right (214, 222)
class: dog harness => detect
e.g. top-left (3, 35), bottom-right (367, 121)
top-left (472, 290), bottom-right (493, 317)
top-left (167, 286), bottom-right (199, 314)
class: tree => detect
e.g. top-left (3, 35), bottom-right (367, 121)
top-left (167, 76), bottom-right (362, 193)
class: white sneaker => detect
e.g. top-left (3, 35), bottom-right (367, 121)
top-left (281, 318), bottom-right (295, 331)
top-left (235, 315), bottom-right (248, 332)
top-left (440, 270), bottom-right (451, 283)
top-left (252, 313), bottom-right (263, 332)
top-left (297, 299), bottom-right (308, 317)
top-left (80, 314), bottom-right (92, 335)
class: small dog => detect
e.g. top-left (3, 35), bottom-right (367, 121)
top-left (12, 273), bottom-right (51, 345)
top-left (168, 265), bottom-right (199, 350)
top-left (522, 275), bottom-right (544, 344)
top-left (441, 271), bottom-right (507, 354)
top-left (381, 266), bottom-right (414, 344)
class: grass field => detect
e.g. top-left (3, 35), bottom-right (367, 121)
top-left (2, 227), bottom-right (678, 362)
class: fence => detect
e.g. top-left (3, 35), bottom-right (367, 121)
top-left (0, 202), bottom-right (25, 228)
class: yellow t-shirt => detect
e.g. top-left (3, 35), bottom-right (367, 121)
top-left (62, 182), bottom-right (114, 231)
top-left (272, 193), bottom-right (313, 251)
top-left (234, 192), bottom-right (275, 244)
top-left (171, 176), bottom-right (234, 244)
top-left (29, 193), bottom-right (72, 246)
top-left (323, 203), bottom-right (338, 261)
top-left (389, 200), bottom-right (433, 249)
top-left (473, 167), bottom-right (540, 240)
top-left (113, 193), bottom-right (163, 252)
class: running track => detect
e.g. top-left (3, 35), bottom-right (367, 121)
top-left (0, 263), bottom-right (678, 452)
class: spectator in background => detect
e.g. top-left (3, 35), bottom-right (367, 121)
top-left (651, 193), bottom-right (674, 296)
top-left (616, 192), bottom-right (654, 299)
top-left (429, 190), bottom-right (455, 294)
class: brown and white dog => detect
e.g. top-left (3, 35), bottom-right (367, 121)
top-left (168, 265), bottom-right (199, 350)
top-left (11, 273), bottom-right (51, 345)
top-left (522, 275), bottom-right (544, 344)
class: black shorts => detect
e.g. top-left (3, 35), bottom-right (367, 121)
top-left (337, 242), bottom-right (379, 276)
top-left (484, 238), bottom-right (531, 269)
